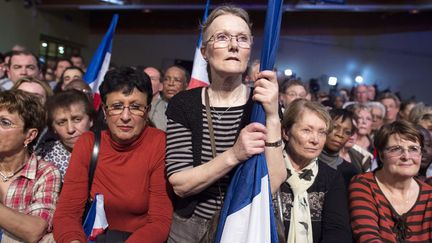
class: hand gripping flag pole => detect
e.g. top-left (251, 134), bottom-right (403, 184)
top-left (215, 0), bottom-right (284, 242)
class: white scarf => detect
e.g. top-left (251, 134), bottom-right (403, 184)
top-left (283, 150), bottom-right (318, 243)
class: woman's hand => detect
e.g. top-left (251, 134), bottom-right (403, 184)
top-left (231, 123), bottom-right (267, 163)
top-left (253, 70), bottom-right (279, 119)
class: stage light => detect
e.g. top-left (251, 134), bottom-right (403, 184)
top-left (284, 69), bottom-right (293, 76)
top-left (328, 76), bottom-right (338, 86)
top-left (355, 75), bottom-right (363, 83)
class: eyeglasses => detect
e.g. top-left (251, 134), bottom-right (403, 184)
top-left (384, 145), bottom-right (422, 157)
top-left (0, 118), bottom-right (22, 130)
top-left (331, 125), bottom-right (352, 137)
top-left (206, 32), bottom-right (252, 49)
top-left (105, 103), bottom-right (149, 117)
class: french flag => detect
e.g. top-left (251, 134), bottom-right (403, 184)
top-left (83, 194), bottom-right (109, 243)
top-left (83, 14), bottom-right (119, 110)
top-left (215, 0), bottom-right (284, 242)
top-left (187, 0), bottom-right (210, 89)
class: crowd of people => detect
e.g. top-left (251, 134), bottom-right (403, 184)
top-left (0, 4), bottom-right (431, 243)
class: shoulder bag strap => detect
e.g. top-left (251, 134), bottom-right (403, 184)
top-left (205, 88), bottom-right (217, 158)
top-left (88, 131), bottom-right (101, 200)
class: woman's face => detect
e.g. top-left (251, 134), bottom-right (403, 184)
top-left (52, 102), bottom-right (93, 150)
top-left (356, 109), bottom-right (372, 136)
top-left (103, 88), bottom-right (149, 145)
top-left (201, 14), bottom-right (251, 78)
top-left (0, 109), bottom-right (35, 154)
top-left (62, 69), bottom-right (83, 89)
top-left (380, 134), bottom-right (421, 178)
top-left (283, 110), bottom-right (328, 162)
top-left (325, 117), bottom-right (353, 153)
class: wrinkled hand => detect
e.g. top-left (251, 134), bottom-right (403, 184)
top-left (253, 70), bottom-right (279, 118)
top-left (40, 233), bottom-right (56, 243)
top-left (231, 123), bottom-right (267, 163)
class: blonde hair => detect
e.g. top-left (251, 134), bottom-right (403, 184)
top-left (201, 5), bottom-right (252, 43)
top-left (12, 77), bottom-right (53, 97)
top-left (282, 99), bottom-right (332, 132)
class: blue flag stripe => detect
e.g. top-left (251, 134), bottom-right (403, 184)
top-left (83, 14), bottom-right (119, 85)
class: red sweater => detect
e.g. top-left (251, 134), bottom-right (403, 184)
top-left (349, 172), bottom-right (432, 242)
top-left (53, 127), bottom-right (173, 243)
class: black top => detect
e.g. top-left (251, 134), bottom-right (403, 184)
top-left (275, 160), bottom-right (353, 243)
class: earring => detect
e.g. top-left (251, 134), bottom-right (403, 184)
top-left (24, 143), bottom-right (28, 148)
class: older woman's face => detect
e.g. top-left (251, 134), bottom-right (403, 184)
top-left (284, 110), bottom-right (328, 162)
top-left (202, 14), bottom-right (251, 78)
top-left (380, 134), bottom-right (421, 178)
top-left (52, 102), bottom-right (93, 150)
top-left (104, 88), bottom-right (149, 144)
top-left (0, 109), bottom-right (35, 154)
top-left (356, 109), bottom-right (372, 136)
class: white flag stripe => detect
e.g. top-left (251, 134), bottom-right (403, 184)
top-left (220, 175), bottom-right (271, 243)
top-left (93, 194), bottom-right (109, 230)
top-left (90, 52), bottom-right (111, 93)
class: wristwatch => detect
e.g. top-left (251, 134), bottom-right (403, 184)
top-left (265, 139), bottom-right (283, 147)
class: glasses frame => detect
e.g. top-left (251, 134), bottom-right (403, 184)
top-left (205, 32), bottom-right (253, 49)
top-left (105, 104), bottom-right (150, 117)
top-left (383, 145), bottom-right (422, 157)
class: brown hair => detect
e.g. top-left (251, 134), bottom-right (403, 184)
top-left (374, 120), bottom-right (423, 153)
top-left (377, 92), bottom-right (400, 107)
top-left (282, 99), bottom-right (332, 132)
top-left (0, 90), bottom-right (46, 147)
top-left (201, 5), bottom-right (252, 43)
top-left (46, 89), bottom-right (95, 132)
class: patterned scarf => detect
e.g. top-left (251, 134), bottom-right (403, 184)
top-left (283, 150), bottom-right (318, 243)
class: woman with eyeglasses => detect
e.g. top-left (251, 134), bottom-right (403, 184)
top-left (0, 90), bottom-right (61, 242)
top-left (53, 67), bottom-right (173, 243)
top-left (318, 109), bottom-right (360, 187)
top-left (349, 120), bottom-right (432, 242)
top-left (165, 5), bottom-right (286, 242)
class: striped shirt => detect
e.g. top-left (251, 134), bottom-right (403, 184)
top-left (166, 105), bottom-right (244, 219)
top-left (349, 172), bottom-right (432, 243)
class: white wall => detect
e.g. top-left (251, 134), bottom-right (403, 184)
top-left (90, 31), bottom-right (432, 103)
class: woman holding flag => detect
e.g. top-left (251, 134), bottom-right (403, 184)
top-left (165, 5), bottom-right (286, 242)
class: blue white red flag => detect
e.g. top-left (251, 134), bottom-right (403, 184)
top-left (83, 194), bottom-right (109, 243)
top-left (83, 14), bottom-right (119, 109)
top-left (187, 0), bottom-right (210, 89)
top-left (215, 0), bottom-right (284, 242)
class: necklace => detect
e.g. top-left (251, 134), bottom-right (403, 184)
top-left (0, 162), bottom-right (26, 182)
top-left (209, 85), bottom-right (245, 120)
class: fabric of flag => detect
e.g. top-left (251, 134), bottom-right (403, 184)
top-left (187, 0), bottom-right (210, 89)
top-left (83, 14), bottom-right (119, 110)
top-left (83, 194), bottom-right (109, 243)
top-left (215, 0), bottom-right (284, 242)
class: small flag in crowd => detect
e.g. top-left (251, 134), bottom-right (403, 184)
top-left (215, 0), bottom-right (284, 242)
top-left (187, 0), bottom-right (211, 89)
top-left (83, 194), bottom-right (109, 243)
top-left (83, 14), bottom-right (119, 110)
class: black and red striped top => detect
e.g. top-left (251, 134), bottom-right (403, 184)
top-left (349, 172), bottom-right (432, 243)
